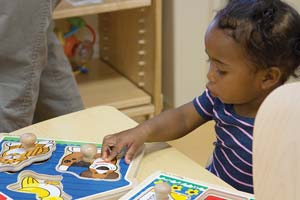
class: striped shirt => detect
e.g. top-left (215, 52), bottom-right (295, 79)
top-left (193, 89), bottom-right (254, 193)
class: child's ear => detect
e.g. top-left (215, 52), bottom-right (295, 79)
top-left (260, 67), bottom-right (282, 89)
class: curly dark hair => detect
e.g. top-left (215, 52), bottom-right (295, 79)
top-left (215, 0), bottom-right (300, 82)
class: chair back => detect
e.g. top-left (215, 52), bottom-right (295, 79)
top-left (253, 82), bottom-right (300, 199)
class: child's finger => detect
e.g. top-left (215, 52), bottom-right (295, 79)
top-left (101, 144), bottom-right (112, 159)
top-left (116, 147), bottom-right (128, 160)
top-left (106, 144), bottom-right (124, 161)
top-left (101, 135), bottom-right (116, 158)
top-left (124, 145), bottom-right (138, 164)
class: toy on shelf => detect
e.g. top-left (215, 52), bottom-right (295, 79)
top-left (56, 17), bottom-right (96, 75)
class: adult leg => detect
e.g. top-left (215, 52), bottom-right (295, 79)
top-left (33, 23), bottom-right (84, 123)
top-left (0, 0), bottom-right (52, 132)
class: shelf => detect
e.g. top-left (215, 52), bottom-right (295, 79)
top-left (122, 104), bottom-right (154, 118)
top-left (53, 0), bottom-right (161, 119)
top-left (53, 0), bottom-right (151, 19)
top-left (76, 59), bottom-right (152, 111)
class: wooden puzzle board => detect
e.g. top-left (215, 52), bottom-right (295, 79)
top-left (120, 171), bottom-right (255, 200)
top-left (0, 136), bottom-right (143, 200)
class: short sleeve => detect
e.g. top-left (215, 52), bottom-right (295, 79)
top-left (193, 88), bottom-right (214, 120)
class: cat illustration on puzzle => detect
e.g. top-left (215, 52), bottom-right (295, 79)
top-left (0, 133), bottom-right (56, 172)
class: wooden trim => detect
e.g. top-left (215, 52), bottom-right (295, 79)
top-left (152, 0), bottom-right (162, 114)
top-left (53, 0), bottom-right (151, 19)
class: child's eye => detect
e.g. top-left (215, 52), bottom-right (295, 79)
top-left (216, 69), bottom-right (227, 75)
top-left (207, 58), bottom-right (227, 75)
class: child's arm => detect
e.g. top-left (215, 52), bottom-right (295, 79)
top-left (101, 101), bottom-right (207, 164)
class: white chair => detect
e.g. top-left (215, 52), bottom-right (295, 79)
top-left (253, 82), bottom-right (300, 199)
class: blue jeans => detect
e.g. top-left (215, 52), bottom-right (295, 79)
top-left (0, 0), bottom-right (84, 132)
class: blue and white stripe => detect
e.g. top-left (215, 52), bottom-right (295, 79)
top-left (193, 89), bottom-right (254, 193)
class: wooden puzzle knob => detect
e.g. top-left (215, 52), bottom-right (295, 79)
top-left (154, 182), bottom-right (171, 200)
top-left (20, 133), bottom-right (37, 152)
top-left (81, 143), bottom-right (97, 163)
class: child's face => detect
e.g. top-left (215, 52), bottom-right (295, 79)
top-left (204, 20), bottom-right (265, 105)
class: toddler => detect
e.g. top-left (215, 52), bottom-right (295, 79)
top-left (101, 0), bottom-right (300, 193)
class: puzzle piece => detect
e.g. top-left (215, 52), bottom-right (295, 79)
top-left (81, 143), bottom-right (97, 163)
top-left (205, 196), bottom-right (226, 200)
top-left (20, 133), bottom-right (37, 152)
top-left (154, 182), bottom-right (171, 200)
top-left (0, 192), bottom-right (13, 200)
top-left (120, 171), bottom-right (255, 200)
top-left (200, 189), bottom-right (250, 200)
top-left (7, 170), bottom-right (71, 200)
top-left (0, 136), bottom-right (144, 199)
top-left (0, 133), bottom-right (56, 172)
top-left (56, 145), bottom-right (120, 180)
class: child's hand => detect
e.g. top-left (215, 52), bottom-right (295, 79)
top-left (101, 128), bottom-right (148, 164)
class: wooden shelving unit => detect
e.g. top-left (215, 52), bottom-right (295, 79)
top-left (53, 0), bottom-right (151, 19)
top-left (53, 0), bottom-right (162, 119)
top-left (75, 59), bottom-right (154, 117)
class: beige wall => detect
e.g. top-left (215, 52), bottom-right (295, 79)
top-left (163, 1), bottom-right (212, 108)
top-left (162, 1), bottom-right (227, 165)
top-left (162, 1), bottom-right (227, 108)
top-left (286, 0), bottom-right (300, 9)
